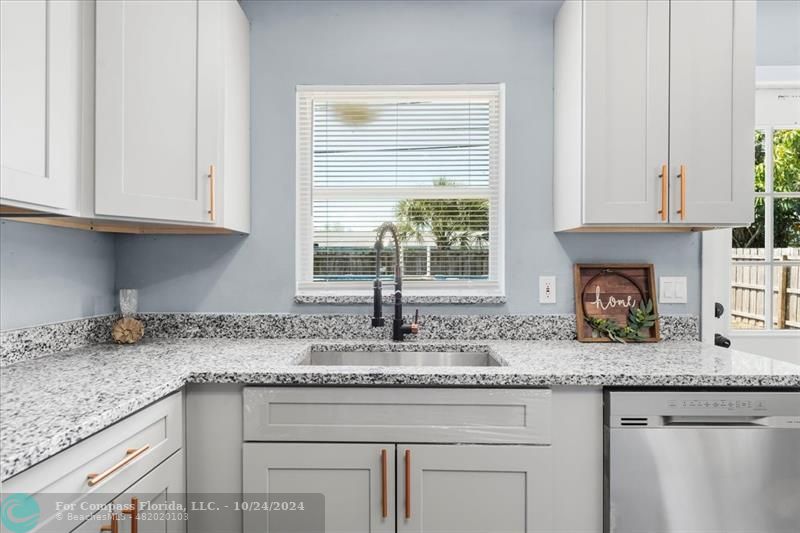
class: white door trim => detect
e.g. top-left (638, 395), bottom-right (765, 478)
top-left (701, 69), bottom-right (800, 360)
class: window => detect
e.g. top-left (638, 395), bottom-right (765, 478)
top-left (730, 87), bottom-right (800, 330)
top-left (296, 85), bottom-right (505, 299)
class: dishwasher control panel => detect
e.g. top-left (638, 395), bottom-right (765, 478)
top-left (607, 391), bottom-right (800, 419)
top-left (666, 397), bottom-right (770, 412)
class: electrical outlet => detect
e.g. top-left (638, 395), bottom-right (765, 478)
top-left (659, 276), bottom-right (688, 303)
top-left (539, 276), bottom-right (556, 304)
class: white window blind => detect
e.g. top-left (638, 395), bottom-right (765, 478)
top-left (296, 85), bottom-right (505, 297)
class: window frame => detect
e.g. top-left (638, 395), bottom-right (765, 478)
top-left (294, 84), bottom-right (506, 299)
top-left (729, 83), bottom-right (800, 333)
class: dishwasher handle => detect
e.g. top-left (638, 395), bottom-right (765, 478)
top-left (663, 415), bottom-right (769, 427)
top-left (612, 415), bottom-right (780, 428)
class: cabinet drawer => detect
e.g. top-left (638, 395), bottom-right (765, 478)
top-left (2, 392), bottom-right (183, 533)
top-left (243, 388), bottom-right (551, 444)
top-left (70, 450), bottom-right (185, 533)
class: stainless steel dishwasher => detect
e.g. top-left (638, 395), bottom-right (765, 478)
top-left (605, 390), bottom-right (800, 533)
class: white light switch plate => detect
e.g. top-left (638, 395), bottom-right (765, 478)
top-left (659, 276), bottom-right (687, 303)
top-left (539, 276), bottom-right (556, 304)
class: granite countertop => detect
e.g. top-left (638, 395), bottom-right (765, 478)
top-left (2, 337), bottom-right (799, 480)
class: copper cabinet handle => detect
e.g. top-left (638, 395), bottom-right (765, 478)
top-left (658, 164), bottom-right (668, 221)
top-left (87, 445), bottom-right (150, 486)
top-left (380, 449), bottom-right (388, 518)
top-left (208, 164), bottom-right (216, 222)
top-left (676, 165), bottom-right (686, 220)
top-left (122, 497), bottom-right (138, 533)
top-left (100, 513), bottom-right (118, 533)
top-left (404, 449), bottom-right (411, 519)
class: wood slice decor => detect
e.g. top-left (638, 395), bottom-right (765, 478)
top-left (112, 317), bottom-right (145, 344)
top-left (574, 263), bottom-right (660, 343)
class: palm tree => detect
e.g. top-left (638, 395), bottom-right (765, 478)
top-left (395, 178), bottom-right (489, 250)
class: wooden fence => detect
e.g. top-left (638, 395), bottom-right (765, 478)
top-left (731, 248), bottom-right (800, 329)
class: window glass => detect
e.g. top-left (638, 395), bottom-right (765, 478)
top-left (296, 86), bottom-right (504, 296)
top-left (773, 129), bottom-right (800, 193)
top-left (755, 130), bottom-right (765, 192)
top-left (773, 197), bottom-right (800, 260)
top-left (772, 264), bottom-right (800, 330)
top-left (731, 198), bottom-right (766, 260)
top-left (730, 264), bottom-right (766, 330)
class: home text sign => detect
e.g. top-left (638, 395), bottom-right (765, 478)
top-left (573, 264), bottom-right (660, 342)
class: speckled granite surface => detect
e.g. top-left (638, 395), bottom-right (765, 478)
top-left (294, 295), bottom-right (507, 305)
top-left (135, 312), bottom-right (698, 341)
top-left (0, 315), bottom-right (116, 366)
top-left (0, 313), bottom-right (700, 366)
top-left (2, 337), bottom-right (798, 480)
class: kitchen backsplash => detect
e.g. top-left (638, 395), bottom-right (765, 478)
top-left (1, 313), bottom-right (699, 366)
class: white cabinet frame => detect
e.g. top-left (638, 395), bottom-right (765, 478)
top-left (0, 0), bottom-right (82, 213)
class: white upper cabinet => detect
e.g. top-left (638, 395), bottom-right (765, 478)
top-left (1, 0), bottom-right (250, 233)
top-left (95, 0), bottom-right (228, 226)
top-left (95, 0), bottom-right (216, 224)
top-left (582, 0), bottom-right (670, 225)
top-left (93, 0), bottom-right (249, 232)
top-left (0, 0), bottom-right (82, 213)
top-left (554, 0), bottom-right (756, 231)
top-left (668, 0), bottom-right (755, 225)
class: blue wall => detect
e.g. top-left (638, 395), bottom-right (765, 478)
top-left (0, 221), bottom-right (116, 330)
top-left (114, 0), bottom-right (700, 316)
top-left (757, 0), bottom-right (800, 66)
top-left (7, 0), bottom-right (794, 329)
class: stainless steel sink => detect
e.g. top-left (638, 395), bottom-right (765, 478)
top-left (298, 350), bottom-right (503, 367)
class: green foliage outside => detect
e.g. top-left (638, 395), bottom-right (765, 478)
top-left (732, 129), bottom-right (800, 250)
top-left (395, 178), bottom-right (489, 250)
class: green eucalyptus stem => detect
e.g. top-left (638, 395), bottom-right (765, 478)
top-left (584, 299), bottom-right (657, 343)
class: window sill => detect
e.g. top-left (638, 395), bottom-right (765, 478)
top-left (729, 330), bottom-right (800, 338)
top-left (294, 294), bottom-right (507, 305)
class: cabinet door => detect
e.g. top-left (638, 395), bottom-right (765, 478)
top-left (0, 0), bottom-right (81, 211)
top-left (669, 0), bottom-right (755, 225)
top-left (115, 450), bottom-right (186, 533)
top-left (397, 445), bottom-right (553, 533)
top-left (243, 443), bottom-right (394, 533)
top-left (95, 0), bottom-right (220, 223)
top-left (582, 0), bottom-right (670, 225)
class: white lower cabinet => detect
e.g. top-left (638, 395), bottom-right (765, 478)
top-left (398, 445), bottom-right (553, 533)
top-left (243, 443), bottom-right (394, 533)
top-left (1, 393), bottom-right (183, 533)
top-left (71, 451), bottom-right (185, 533)
top-left (242, 443), bottom-right (552, 533)
top-left (187, 386), bottom-right (601, 533)
top-left (115, 450), bottom-right (186, 533)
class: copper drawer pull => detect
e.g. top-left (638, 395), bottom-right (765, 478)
top-left (122, 497), bottom-right (138, 533)
top-left (658, 164), bottom-right (668, 221)
top-left (87, 445), bottom-right (150, 486)
top-left (208, 164), bottom-right (216, 222)
top-left (100, 513), bottom-right (118, 533)
top-left (404, 449), bottom-right (411, 519)
top-left (381, 449), bottom-right (388, 518)
top-left (677, 164), bottom-right (686, 220)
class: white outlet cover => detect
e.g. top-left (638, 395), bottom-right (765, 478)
top-left (659, 276), bottom-right (688, 304)
top-left (539, 276), bottom-right (556, 304)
